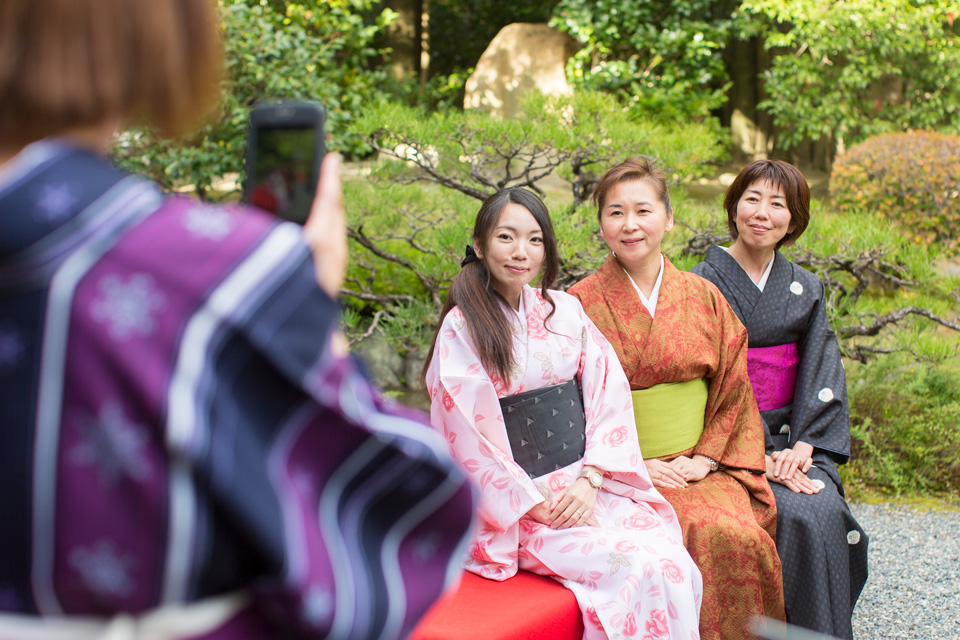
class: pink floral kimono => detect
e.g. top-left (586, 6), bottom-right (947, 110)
top-left (425, 285), bottom-right (703, 640)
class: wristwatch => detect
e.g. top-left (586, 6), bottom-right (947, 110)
top-left (699, 455), bottom-right (719, 472)
top-left (579, 469), bottom-right (604, 489)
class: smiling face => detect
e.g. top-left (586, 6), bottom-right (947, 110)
top-left (599, 179), bottom-right (674, 273)
top-left (477, 201), bottom-right (545, 309)
top-left (732, 179), bottom-right (796, 255)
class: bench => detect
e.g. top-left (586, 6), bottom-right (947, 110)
top-left (409, 570), bottom-right (584, 640)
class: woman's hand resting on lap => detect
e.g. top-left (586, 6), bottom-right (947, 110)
top-left (645, 458), bottom-right (689, 489)
top-left (765, 454), bottom-right (820, 494)
top-left (548, 476), bottom-right (600, 529)
top-left (770, 441), bottom-right (814, 480)
top-left (673, 455), bottom-right (713, 483)
top-left (525, 468), bottom-right (602, 530)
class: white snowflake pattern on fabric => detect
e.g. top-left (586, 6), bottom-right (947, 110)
top-left (89, 273), bottom-right (166, 340)
top-left (68, 541), bottom-right (136, 598)
top-left (410, 532), bottom-right (442, 561)
top-left (0, 326), bottom-right (24, 369)
top-left (301, 586), bottom-right (334, 627)
top-left (182, 206), bottom-right (236, 241)
top-left (32, 182), bottom-right (81, 222)
top-left (70, 402), bottom-right (151, 485)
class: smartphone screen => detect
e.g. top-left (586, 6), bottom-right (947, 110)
top-left (247, 126), bottom-right (318, 224)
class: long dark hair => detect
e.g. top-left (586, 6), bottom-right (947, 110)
top-left (422, 189), bottom-right (559, 386)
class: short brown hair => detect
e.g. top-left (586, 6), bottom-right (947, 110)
top-left (0, 0), bottom-right (223, 148)
top-left (724, 160), bottom-right (811, 248)
top-left (592, 158), bottom-right (671, 221)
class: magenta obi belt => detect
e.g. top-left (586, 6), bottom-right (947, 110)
top-left (747, 343), bottom-right (800, 411)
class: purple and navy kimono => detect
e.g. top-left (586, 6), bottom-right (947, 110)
top-left (691, 245), bottom-right (867, 639)
top-left (0, 141), bottom-right (475, 639)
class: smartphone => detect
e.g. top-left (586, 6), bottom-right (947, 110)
top-left (244, 100), bottom-right (326, 224)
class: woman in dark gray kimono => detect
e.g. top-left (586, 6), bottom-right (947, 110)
top-left (690, 160), bottom-right (867, 639)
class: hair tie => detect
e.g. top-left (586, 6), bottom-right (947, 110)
top-left (460, 244), bottom-right (478, 267)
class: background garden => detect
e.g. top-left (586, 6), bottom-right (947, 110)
top-left (112, 0), bottom-right (960, 501)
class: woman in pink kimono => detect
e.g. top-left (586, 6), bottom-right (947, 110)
top-left (423, 189), bottom-right (702, 640)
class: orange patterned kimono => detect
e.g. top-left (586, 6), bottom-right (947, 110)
top-left (569, 253), bottom-right (785, 640)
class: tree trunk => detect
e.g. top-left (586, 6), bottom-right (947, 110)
top-left (384, 0), bottom-right (423, 83)
top-left (724, 35), bottom-right (772, 163)
top-left (420, 0), bottom-right (430, 87)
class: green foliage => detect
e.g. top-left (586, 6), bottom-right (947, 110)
top-left (383, 0), bottom-right (560, 112)
top-left (739, 0), bottom-right (960, 151)
top-left (551, 0), bottom-right (736, 121)
top-left (831, 131), bottom-right (960, 252)
top-left (354, 92), bottom-right (724, 195)
top-left (112, 0), bottom-right (393, 196)
top-left (843, 357), bottom-right (960, 497)
top-left (341, 91), bottom-right (724, 348)
top-left (429, 0), bottom-right (560, 77)
top-left (388, 70), bottom-right (472, 112)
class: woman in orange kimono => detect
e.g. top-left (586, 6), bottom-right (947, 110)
top-left (568, 159), bottom-right (785, 640)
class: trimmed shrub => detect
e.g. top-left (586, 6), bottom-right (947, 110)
top-left (830, 132), bottom-right (960, 252)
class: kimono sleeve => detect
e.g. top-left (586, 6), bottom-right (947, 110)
top-left (425, 309), bottom-right (545, 534)
top-left (791, 279), bottom-right (851, 461)
top-left (574, 305), bottom-right (647, 479)
top-left (693, 287), bottom-right (767, 473)
top-left (214, 242), bottom-right (475, 640)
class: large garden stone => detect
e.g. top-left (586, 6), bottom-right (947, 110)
top-left (464, 24), bottom-right (579, 119)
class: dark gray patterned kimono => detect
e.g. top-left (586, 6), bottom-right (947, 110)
top-left (692, 245), bottom-right (868, 639)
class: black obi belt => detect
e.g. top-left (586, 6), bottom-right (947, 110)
top-left (499, 379), bottom-right (586, 478)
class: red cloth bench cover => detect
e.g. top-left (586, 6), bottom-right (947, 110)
top-left (409, 571), bottom-right (583, 640)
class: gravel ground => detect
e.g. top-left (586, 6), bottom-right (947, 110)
top-left (850, 502), bottom-right (960, 640)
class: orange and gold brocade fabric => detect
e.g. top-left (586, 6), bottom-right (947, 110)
top-left (568, 254), bottom-right (785, 640)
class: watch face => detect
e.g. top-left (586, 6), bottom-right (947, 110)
top-left (589, 472), bottom-right (603, 487)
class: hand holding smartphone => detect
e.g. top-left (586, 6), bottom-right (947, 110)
top-left (244, 100), bottom-right (326, 224)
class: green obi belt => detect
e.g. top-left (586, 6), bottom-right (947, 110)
top-left (631, 377), bottom-right (708, 459)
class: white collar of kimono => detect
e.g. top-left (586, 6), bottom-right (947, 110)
top-left (0, 138), bottom-right (63, 196)
top-left (720, 245), bottom-right (775, 291)
top-left (502, 286), bottom-right (527, 323)
top-left (621, 252), bottom-right (664, 318)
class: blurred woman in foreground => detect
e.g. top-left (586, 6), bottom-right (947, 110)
top-left (0, 1), bottom-right (474, 638)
